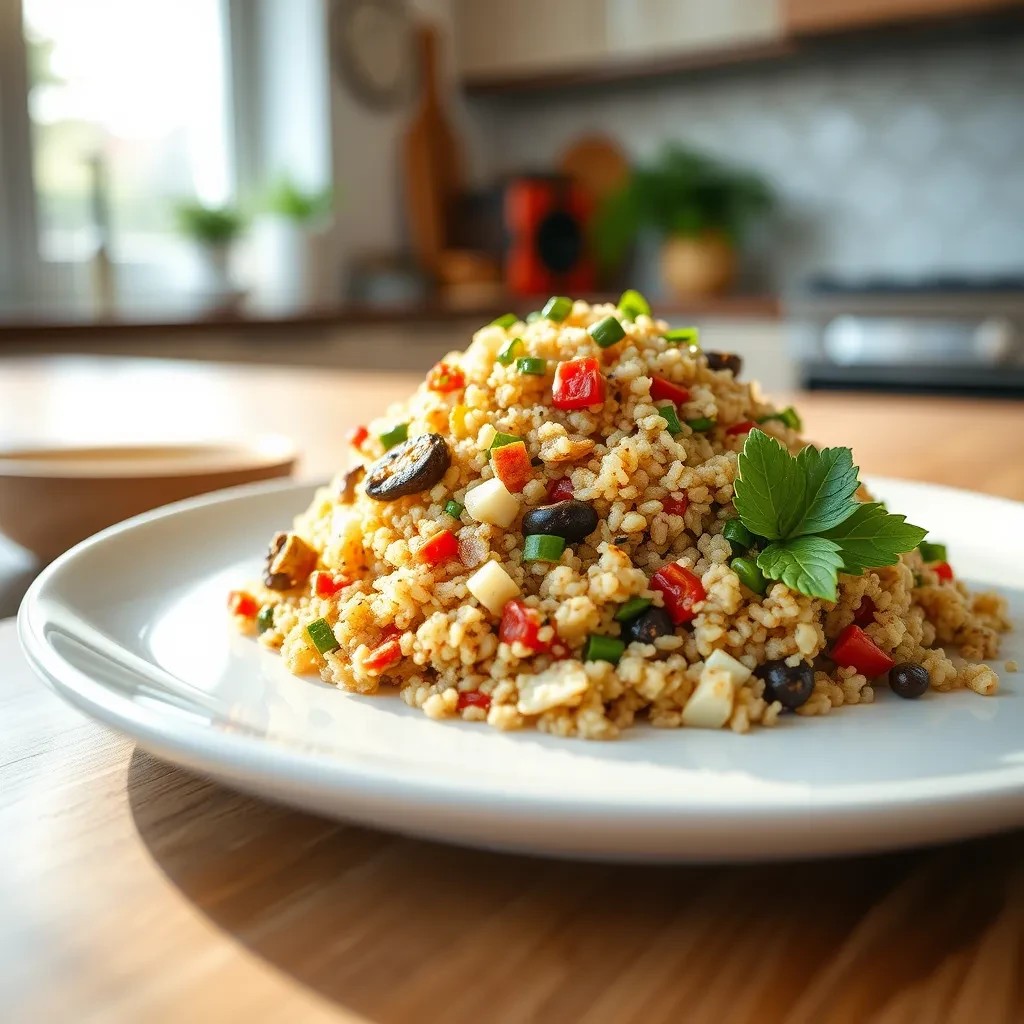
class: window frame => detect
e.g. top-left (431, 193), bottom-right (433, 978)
top-left (0, 0), bottom-right (244, 313)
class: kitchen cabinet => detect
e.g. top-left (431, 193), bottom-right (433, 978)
top-left (782, 0), bottom-right (1021, 35)
top-left (453, 0), bottom-right (781, 81)
top-left (453, 0), bottom-right (606, 77)
top-left (605, 0), bottom-right (780, 58)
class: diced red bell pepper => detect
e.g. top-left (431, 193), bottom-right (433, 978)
top-left (934, 561), bottom-right (954, 582)
top-left (364, 636), bottom-right (403, 673)
top-left (347, 425), bottom-right (369, 448)
top-left (491, 440), bottom-right (532, 493)
top-left (552, 357), bottom-right (606, 410)
top-left (312, 571), bottom-right (352, 598)
top-left (853, 596), bottom-right (876, 626)
top-left (419, 529), bottom-right (461, 566)
top-left (426, 361), bottom-right (465, 393)
top-left (499, 598), bottom-right (550, 653)
top-left (663, 495), bottom-right (690, 517)
top-left (650, 564), bottom-right (706, 624)
top-left (830, 624), bottom-right (895, 677)
top-left (457, 691), bottom-right (492, 711)
top-left (649, 375), bottom-right (691, 406)
top-left (547, 477), bottom-right (574, 503)
top-left (227, 590), bottom-right (258, 618)
top-left (726, 420), bottom-right (757, 437)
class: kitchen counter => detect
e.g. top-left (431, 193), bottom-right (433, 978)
top-left (2, 355), bottom-right (1024, 1023)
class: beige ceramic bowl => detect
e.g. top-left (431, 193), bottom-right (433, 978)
top-left (0, 438), bottom-right (296, 562)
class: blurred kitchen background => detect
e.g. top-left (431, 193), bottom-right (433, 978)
top-left (1, 0), bottom-right (1023, 394)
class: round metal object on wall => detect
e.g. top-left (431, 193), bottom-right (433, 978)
top-left (329, 0), bottom-right (412, 111)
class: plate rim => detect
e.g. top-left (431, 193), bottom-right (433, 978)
top-left (17, 476), bottom-right (1024, 840)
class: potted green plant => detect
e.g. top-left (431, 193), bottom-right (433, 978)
top-left (594, 145), bottom-right (774, 298)
top-left (174, 199), bottom-right (245, 309)
top-left (256, 176), bottom-right (334, 312)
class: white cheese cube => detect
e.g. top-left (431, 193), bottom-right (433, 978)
top-left (517, 661), bottom-right (589, 715)
top-left (466, 560), bottom-right (521, 615)
top-left (681, 668), bottom-right (735, 729)
top-left (464, 477), bottom-right (520, 528)
top-left (703, 649), bottom-right (753, 687)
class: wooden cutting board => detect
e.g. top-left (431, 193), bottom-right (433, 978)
top-left (402, 24), bottom-right (463, 277)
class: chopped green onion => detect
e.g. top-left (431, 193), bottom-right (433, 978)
top-left (526, 310), bottom-right (542, 323)
top-left (687, 417), bottom-right (716, 432)
top-left (722, 519), bottom-right (753, 556)
top-left (588, 315), bottom-right (626, 349)
top-left (487, 431), bottom-right (522, 458)
top-left (614, 597), bottom-right (653, 622)
top-left (516, 356), bottom-right (547, 376)
top-left (523, 534), bottom-right (566, 563)
top-left (306, 617), bottom-right (340, 656)
top-left (379, 423), bottom-right (408, 450)
top-left (758, 406), bottom-right (802, 431)
top-left (491, 313), bottom-right (518, 329)
top-left (541, 295), bottom-right (573, 322)
top-left (583, 634), bottom-right (626, 665)
top-left (731, 556), bottom-right (767, 596)
top-left (496, 336), bottom-right (523, 366)
top-left (256, 605), bottom-right (275, 635)
top-left (665, 327), bottom-right (699, 347)
top-left (444, 500), bottom-right (464, 519)
top-left (618, 289), bottom-right (651, 320)
top-left (656, 403), bottom-right (683, 435)
top-left (918, 540), bottom-right (948, 564)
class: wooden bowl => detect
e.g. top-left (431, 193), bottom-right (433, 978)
top-left (0, 438), bottom-right (297, 563)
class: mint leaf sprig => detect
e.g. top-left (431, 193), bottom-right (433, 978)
top-left (733, 430), bottom-right (926, 600)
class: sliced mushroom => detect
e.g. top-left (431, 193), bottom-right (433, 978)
top-left (336, 465), bottom-right (365, 504)
top-left (264, 531), bottom-right (318, 591)
top-left (539, 436), bottom-right (596, 464)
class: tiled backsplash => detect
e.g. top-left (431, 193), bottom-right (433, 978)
top-left (466, 36), bottom-right (1024, 291)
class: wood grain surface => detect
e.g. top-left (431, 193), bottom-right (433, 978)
top-left (2, 356), bottom-right (1024, 1023)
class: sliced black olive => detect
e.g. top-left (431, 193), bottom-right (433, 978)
top-left (522, 500), bottom-right (599, 543)
top-left (705, 351), bottom-right (743, 377)
top-left (337, 465), bottom-right (365, 504)
top-left (624, 606), bottom-right (675, 645)
top-left (890, 662), bottom-right (930, 699)
top-left (755, 659), bottom-right (814, 710)
top-left (364, 432), bottom-right (451, 502)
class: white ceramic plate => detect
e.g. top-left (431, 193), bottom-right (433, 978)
top-left (19, 478), bottom-right (1024, 862)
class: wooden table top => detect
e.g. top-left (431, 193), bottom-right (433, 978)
top-left (3, 355), bottom-right (1024, 1023)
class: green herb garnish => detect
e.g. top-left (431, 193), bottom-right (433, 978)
top-left (757, 406), bottom-right (802, 431)
top-left (588, 316), bottom-right (626, 349)
top-left (733, 430), bottom-right (926, 600)
top-left (918, 540), bottom-right (947, 563)
top-left (541, 295), bottom-right (573, 322)
top-left (379, 423), bottom-right (409, 450)
top-left (656, 403), bottom-right (683, 435)
top-left (496, 337), bottom-right (523, 366)
top-left (491, 313), bottom-right (518, 329)
top-left (618, 289), bottom-right (651, 320)
top-left (664, 327), bottom-right (699, 347)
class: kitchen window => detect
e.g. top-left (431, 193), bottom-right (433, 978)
top-left (0, 0), bottom-right (238, 312)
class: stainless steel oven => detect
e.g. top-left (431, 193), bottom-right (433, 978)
top-left (788, 278), bottom-right (1024, 395)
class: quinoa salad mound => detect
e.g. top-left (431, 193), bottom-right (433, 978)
top-left (228, 293), bottom-right (1011, 739)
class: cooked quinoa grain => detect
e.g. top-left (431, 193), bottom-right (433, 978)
top-left (234, 299), bottom-right (1010, 739)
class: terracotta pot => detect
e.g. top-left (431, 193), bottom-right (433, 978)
top-left (659, 231), bottom-right (737, 298)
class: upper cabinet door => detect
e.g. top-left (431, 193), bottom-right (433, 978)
top-left (453, 0), bottom-right (607, 77)
top-left (783, 0), bottom-right (1021, 35)
top-left (605, 0), bottom-right (781, 57)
